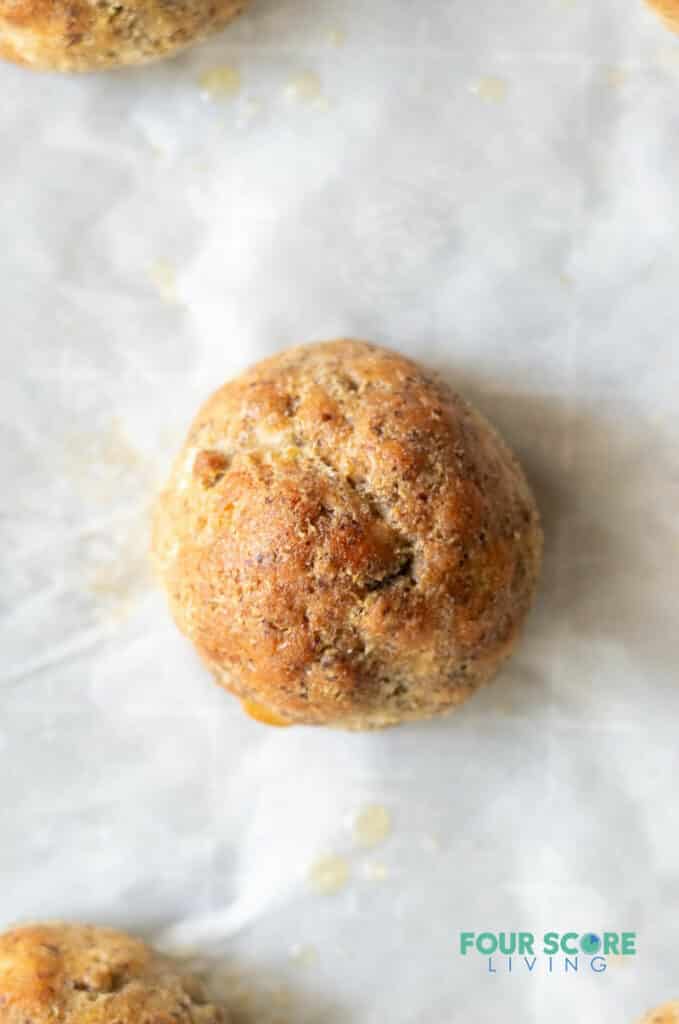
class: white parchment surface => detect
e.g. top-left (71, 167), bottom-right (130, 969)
top-left (2, 1), bottom-right (679, 1021)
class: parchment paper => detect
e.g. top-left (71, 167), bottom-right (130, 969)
top-left (2, 1), bottom-right (679, 1021)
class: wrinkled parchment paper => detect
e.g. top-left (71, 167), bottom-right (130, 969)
top-left (2, 1), bottom-right (679, 1021)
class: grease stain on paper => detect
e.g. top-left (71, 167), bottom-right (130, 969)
top-left (63, 420), bottom-right (155, 623)
top-left (605, 66), bottom-right (631, 88)
top-left (354, 804), bottom-right (391, 848)
top-left (149, 260), bottom-right (178, 303)
top-left (309, 854), bottom-right (350, 894)
top-left (199, 65), bottom-right (242, 100)
top-left (286, 70), bottom-right (327, 107)
top-left (469, 76), bottom-right (509, 103)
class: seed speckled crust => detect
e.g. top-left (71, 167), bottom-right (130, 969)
top-left (152, 339), bottom-right (543, 730)
top-left (0, 0), bottom-right (248, 71)
top-left (0, 923), bottom-right (227, 1024)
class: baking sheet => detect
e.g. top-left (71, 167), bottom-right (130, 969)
top-left (2, 1), bottom-right (679, 1020)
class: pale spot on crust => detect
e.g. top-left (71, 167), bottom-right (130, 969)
top-left (309, 854), bottom-right (350, 894)
top-left (176, 447), bottom-right (201, 493)
top-left (0, 23), bottom-right (43, 64)
top-left (353, 804), bottom-right (391, 848)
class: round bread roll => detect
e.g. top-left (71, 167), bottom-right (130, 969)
top-left (0, 923), bottom-right (226, 1024)
top-left (153, 340), bottom-right (542, 730)
top-left (0, 0), bottom-right (248, 71)
top-left (638, 1004), bottom-right (679, 1024)
top-left (648, 0), bottom-right (679, 32)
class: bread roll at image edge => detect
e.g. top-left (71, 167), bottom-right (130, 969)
top-left (648, 0), bottom-right (679, 32)
top-left (0, 0), bottom-right (248, 71)
top-left (0, 922), bottom-right (229, 1024)
top-left (637, 1001), bottom-right (679, 1024)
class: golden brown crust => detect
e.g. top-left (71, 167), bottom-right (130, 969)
top-left (638, 1003), bottom-right (679, 1024)
top-left (152, 339), bottom-right (543, 730)
top-left (648, 0), bottom-right (679, 32)
top-left (0, 0), bottom-right (247, 71)
top-left (0, 923), bottom-right (226, 1024)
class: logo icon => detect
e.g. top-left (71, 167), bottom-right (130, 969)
top-left (580, 934), bottom-right (601, 954)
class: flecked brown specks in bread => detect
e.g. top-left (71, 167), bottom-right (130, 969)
top-left (152, 339), bottom-right (543, 730)
top-left (648, 0), bottom-right (679, 32)
top-left (0, 923), bottom-right (228, 1024)
top-left (0, 0), bottom-right (248, 71)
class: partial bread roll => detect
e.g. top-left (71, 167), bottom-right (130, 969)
top-left (153, 340), bottom-right (543, 730)
top-left (0, 0), bottom-right (248, 70)
top-left (648, 0), bottom-right (679, 32)
top-left (0, 923), bottom-right (227, 1024)
top-left (638, 1003), bottom-right (679, 1023)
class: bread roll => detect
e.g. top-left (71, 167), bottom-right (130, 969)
top-left (153, 340), bottom-right (543, 730)
top-left (0, 923), bottom-right (227, 1024)
top-left (638, 1003), bottom-right (679, 1024)
top-left (0, 0), bottom-right (248, 70)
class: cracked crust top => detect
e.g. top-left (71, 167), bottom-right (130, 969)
top-left (152, 339), bottom-right (543, 730)
top-left (0, 923), bottom-right (226, 1024)
top-left (648, 0), bottom-right (679, 31)
top-left (0, 0), bottom-right (248, 71)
